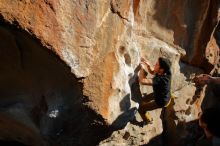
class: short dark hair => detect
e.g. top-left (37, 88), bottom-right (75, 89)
top-left (158, 57), bottom-right (171, 75)
top-left (200, 108), bottom-right (220, 137)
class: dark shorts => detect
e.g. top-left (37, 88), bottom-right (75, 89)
top-left (155, 95), bottom-right (170, 107)
top-left (143, 93), bottom-right (169, 107)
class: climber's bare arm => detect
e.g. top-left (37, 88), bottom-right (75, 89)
top-left (140, 58), bottom-right (154, 75)
top-left (140, 78), bottom-right (153, 85)
top-left (194, 74), bottom-right (220, 85)
top-left (210, 76), bottom-right (220, 84)
top-left (138, 67), bottom-right (153, 85)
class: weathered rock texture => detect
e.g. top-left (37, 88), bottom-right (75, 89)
top-left (0, 0), bottom-right (219, 146)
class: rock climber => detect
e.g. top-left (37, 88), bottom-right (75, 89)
top-left (134, 57), bottom-right (172, 126)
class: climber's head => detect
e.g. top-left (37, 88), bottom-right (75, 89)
top-left (154, 57), bottom-right (171, 75)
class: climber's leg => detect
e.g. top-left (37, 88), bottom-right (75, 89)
top-left (141, 93), bottom-right (155, 103)
top-left (138, 100), bottom-right (160, 121)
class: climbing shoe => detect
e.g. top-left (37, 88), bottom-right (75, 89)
top-left (144, 112), bottom-right (153, 123)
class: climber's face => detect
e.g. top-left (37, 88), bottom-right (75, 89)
top-left (154, 60), bottom-right (164, 75)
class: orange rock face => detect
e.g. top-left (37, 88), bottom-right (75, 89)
top-left (0, 0), bottom-right (61, 51)
top-left (83, 52), bottom-right (119, 119)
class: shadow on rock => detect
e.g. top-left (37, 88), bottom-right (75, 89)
top-left (128, 65), bottom-right (142, 103)
top-left (109, 65), bottom-right (142, 130)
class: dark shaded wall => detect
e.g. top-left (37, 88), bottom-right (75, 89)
top-left (0, 23), bottom-right (107, 146)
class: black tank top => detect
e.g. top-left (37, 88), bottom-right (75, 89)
top-left (153, 74), bottom-right (171, 107)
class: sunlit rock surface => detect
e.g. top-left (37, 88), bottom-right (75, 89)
top-left (0, 0), bottom-right (219, 146)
